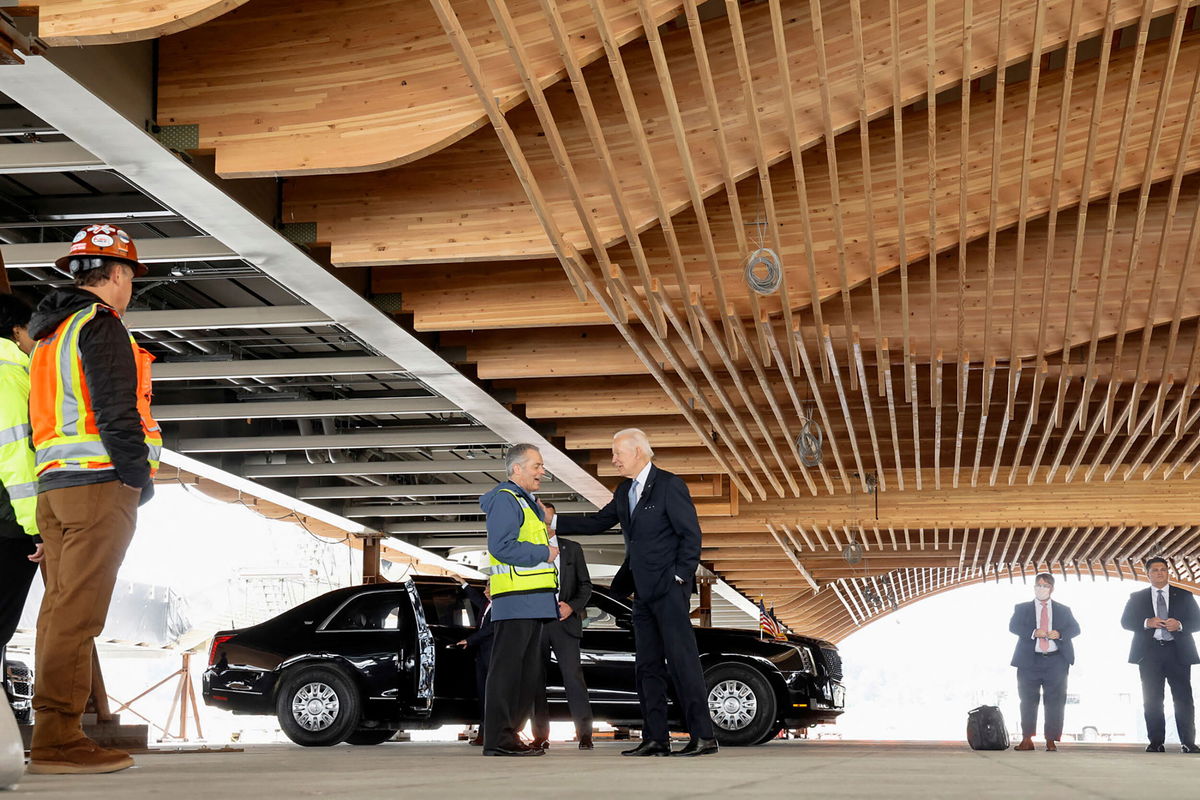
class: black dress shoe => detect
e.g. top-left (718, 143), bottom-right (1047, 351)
top-left (1181, 743), bottom-right (1200, 753)
top-left (483, 746), bottom-right (544, 757)
top-left (531, 738), bottom-right (549, 750)
top-left (621, 740), bottom-right (672, 757)
top-left (676, 737), bottom-right (719, 757)
top-left (1146, 743), bottom-right (1166, 753)
top-left (578, 736), bottom-right (594, 750)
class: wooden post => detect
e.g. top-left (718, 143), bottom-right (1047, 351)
top-left (362, 535), bottom-right (382, 584)
top-left (87, 647), bottom-right (114, 723)
top-left (697, 562), bottom-right (713, 628)
top-left (0, 247), bottom-right (10, 295)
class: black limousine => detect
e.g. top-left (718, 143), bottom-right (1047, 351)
top-left (203, 576), bottom-right (845, 747)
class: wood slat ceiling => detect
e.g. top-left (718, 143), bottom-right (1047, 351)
top-left (30, 0), bottom-right (1200, 641)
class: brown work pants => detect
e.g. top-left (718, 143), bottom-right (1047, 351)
top-left (32, 481), bottom-right (138, 749)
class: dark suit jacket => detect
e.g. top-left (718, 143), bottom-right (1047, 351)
top-left (555, 464), bottom-right (702, 601)
top-left (1009, 600), bottom-right (1080, 668)
top-left (1120, 584), bottom-right (1200, 665)
top-left (554, 537), bottom-right (592, 638)
top-left (463, 585), bottom-right (493, 658)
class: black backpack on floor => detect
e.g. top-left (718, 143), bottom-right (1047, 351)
top-left (966, 705), bottom-right (1010, 750)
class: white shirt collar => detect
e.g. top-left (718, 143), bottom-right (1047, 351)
top-left (633, 461), bottom-right (653, 488)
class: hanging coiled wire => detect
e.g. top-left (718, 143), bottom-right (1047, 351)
top-left (744, 248), bottom-right (782, 295)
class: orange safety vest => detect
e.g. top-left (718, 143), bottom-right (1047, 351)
top-left (29, 302), bottom-right (161, 478)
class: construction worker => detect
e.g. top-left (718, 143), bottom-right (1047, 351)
top-left (26, 224), bottom-right (159, 775)
top-left (0, 294), bottom-right (42, 676)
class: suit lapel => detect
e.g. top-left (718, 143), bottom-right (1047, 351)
top-left (632, 464), bottom-right (657, 518)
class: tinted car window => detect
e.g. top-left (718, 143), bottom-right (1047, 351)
top-left (418, 584), bottom-right (477, 628)
top-left (323, 592), bottom-right (406, 631)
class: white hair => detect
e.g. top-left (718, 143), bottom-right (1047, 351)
top-left (505, 443), bottom-right (540, 476)
top-left (613, 428), bottom-right (654, 458)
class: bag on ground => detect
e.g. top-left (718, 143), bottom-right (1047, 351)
top-left (966, 705), bottom-right (1009, 751)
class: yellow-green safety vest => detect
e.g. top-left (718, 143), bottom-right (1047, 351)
top-left (484, 488), bottom-right (558, 598)
top-left (0, 337), bottom-right (38, 538)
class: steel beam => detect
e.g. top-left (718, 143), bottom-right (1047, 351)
top-left (344, 500), bottom-right (595, 519)
top-left (2, 236), bottom-right (237, 269)
top-left (159, 448), bottom-right (481, 579)
top-left (301, 481), bottom-right (573, 500)
top-left (178, 427), bottom-right (504, 453)
top-left (153, 397), bottom-right (458, 421)
top-left (242, 458), bottom-right (506, 479)
top-left (126, 306), bottom-right (332, 332)
top-left (0, 141), bottom-right (104, 173)
top-left (384, 522), bottom-right (489, 535)
top-left (0, 52), bottom-right (611, 508)
top-left (153, 356), bottom-right (401, 381)
top-left (410, 534), bottom-right (627, 548)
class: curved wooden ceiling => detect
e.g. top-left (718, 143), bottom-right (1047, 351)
top-left (65, 0), bottom-right (1200, 640)
top-left (21, 0), bottom-right (248, 45)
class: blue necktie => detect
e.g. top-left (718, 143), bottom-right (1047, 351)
top-left (627, 479), bottom-right (639, 516)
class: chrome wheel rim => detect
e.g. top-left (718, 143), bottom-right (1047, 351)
top-left (707, 679), bottom-right (757, 731)
top-left (292, 681), bottom-right (340, 732)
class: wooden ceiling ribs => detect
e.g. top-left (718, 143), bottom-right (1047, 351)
top-left (139, 0), bottom-right (1200, 641)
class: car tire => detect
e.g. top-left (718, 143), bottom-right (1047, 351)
top-left (275, 665), bottom-right (361, 747)
top-left (345, 729), bottom-right (398, 746)
top-left (754, 725), bottom-right (784, 745)
top-left (703, 663), bottom-right (778, 747)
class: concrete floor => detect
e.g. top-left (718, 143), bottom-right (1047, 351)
top-left (8, 740), bottom-right (1196, 799)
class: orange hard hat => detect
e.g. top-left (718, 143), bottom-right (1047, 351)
top-left (55, 224), bottom-right (147, 277)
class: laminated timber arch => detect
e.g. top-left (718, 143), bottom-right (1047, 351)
top-left (19, 0), bottom-right (249, 45)
top-left (155, 0), bottom-right (686, 177)
top-left (282, 0), bottom-right (1193, 268)
top-left (142, 0), bottom-right (1200, 643)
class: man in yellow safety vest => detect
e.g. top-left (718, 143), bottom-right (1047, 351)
top-left (478, 443), bottom-right (559, 756)
top-left (26, 225), bottom-right (159, 776)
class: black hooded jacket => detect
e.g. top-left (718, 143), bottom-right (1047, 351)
top-left (29, 287), bottom-right (153, 500)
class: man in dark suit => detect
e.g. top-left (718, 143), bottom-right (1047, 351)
top-left (531, 502), bottom-right (595, 750)
top-left (548, 428), bottom-right (716, 757)
top-left (1121, 557), bottom-right (1200, 753)
top-left (1008, 572), bottom-right (1080, 752)
top-left (457, 583), bottom-right (493, 746)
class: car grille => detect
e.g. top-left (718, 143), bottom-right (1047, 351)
top-left (821, 647), bottom-right (843, 681)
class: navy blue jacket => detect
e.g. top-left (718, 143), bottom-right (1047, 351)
top-left (555, 464), bottom-right (701, 601)
top-left (1009, 600), bottom-right (1080, 668)
top-left (479, 481), bottom-right (557, 622)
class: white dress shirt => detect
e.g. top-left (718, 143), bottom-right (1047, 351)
top-left (1031, 599), bottom-right (1058, 653)
top-left (629, 461), bottom-right (653, 508)
top-left (1147, 585), bottom-right (1181, 639)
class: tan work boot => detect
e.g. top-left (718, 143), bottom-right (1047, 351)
top-left (1013, 736), bottom-right (1035, 751)
top-left (28, 738), bottom-right (134, 774)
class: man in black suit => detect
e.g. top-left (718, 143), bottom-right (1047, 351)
top-left (548, 428), bottom-right (716, 757)
top-left (457, 584), bottom-right (493, 746)
top-left (1008, 572), bottom-right (1080, 752)
top-left (1121, 557), bottom-right (1200, 753)
top-left (531, 502), bottom-right (595, 750)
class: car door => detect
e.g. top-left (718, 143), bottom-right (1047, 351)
top-left (578, 591), bottom-right (640, 722)
top-left (317, 590), bottom-right (418, 720)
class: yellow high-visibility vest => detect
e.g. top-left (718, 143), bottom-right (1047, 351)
top-left (0, 337), bottom-right (38, 537)
top-left (484, 488), bottom-right (558, 598)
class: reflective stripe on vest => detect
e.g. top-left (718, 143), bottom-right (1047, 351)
top-left (486, 488), bottom-right (558, 598)
top-left (30, 302), bottom-right (161, 478)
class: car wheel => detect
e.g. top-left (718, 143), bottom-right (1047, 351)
top-left (345, 729), bottom-right (398, 746)
top-left (704, 663), bottom-right (778, 747)
top-left (754, 725), bottom-right (784, 745)
top-left (275, 666), bottom-right (361, 747)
